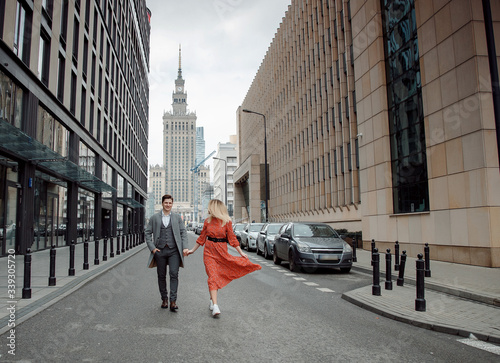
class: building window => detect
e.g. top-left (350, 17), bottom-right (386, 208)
top-left (0, 70), bottom-right (24, 128)
top-left (38, 30), bottom-right (50, 86)
top-left (37, 106), bottom-right (69, 157)
top-left (82, 37), bottom-right (88, 81)
top-left (57, 53), bottom-right (65, 102)
top-left (42, 0), bottom-right (54, 23)
top-left (70, 71), bottom-right (77, 115)
top-left (382, 0), bottom-right (429, 213)
top-left (72, 16), bottom-right (80, 65)
top-left (80, 86), bottom-right (86, 125)
top-left (60, 0), bottom-right (69, 47)
top-left (14, 0), bottom-right (32, 65)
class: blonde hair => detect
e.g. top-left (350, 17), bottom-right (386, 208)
top-left (207, 199), bottom-right (231, 226)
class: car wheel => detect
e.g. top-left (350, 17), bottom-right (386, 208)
top-left (340, 267), bottom-right (351, 273)
top-left (264, 244), bottom-right (270, 260)
top-left (273, 248), bottom-right (281, 265)
top-left (289, 250), bottom-right (299, 272)
top-left (256, 243), bottom-right (261, 255)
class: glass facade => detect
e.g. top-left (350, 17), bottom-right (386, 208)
top-left (382, 0), bottom-right (429, 213)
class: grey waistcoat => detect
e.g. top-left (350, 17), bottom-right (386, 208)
top-left (158, 221), bottom-right (175, 249)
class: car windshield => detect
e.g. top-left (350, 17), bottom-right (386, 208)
top-left (249, 224), bottom-right (264, 232)
top-left (293, 224), bottom-right (339, 238)
top-left (267, 224), bottom-right (283, 234)
top-left (234, 225), bottom-right (245, 231)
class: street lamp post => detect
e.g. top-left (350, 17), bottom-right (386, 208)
top-left (213, 157), bottom-right (227, 206)
top-left (242, 109), bottom-right (269, 222)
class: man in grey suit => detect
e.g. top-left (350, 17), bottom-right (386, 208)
top-left (145, 194), bottom-right (189, 311)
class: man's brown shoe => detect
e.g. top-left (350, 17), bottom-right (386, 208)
top-left (161, 299), bottom-right (168, 309)
top-left (170, 301), bottom-right (178, 312)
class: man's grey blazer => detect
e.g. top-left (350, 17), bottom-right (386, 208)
top-left (145, 212), bottom-right (188, 268)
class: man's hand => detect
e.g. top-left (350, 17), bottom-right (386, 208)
top-left (152, 248), bottom-right (160, 254)
top-left (183, 249), bottom-right (189, 256)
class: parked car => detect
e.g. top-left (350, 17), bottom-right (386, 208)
top-left (273, 222), bottom-right (353, 273)
top-left (232, 223), bottom-right (246, 246)
top-left (195, 223), bottom-right (204, 235)
top-left (241, 223), bottom-right (264, 252)
top-left (186, 222), bottom-right (196, 232)
top-left (256, 222), bottom-right (284, 259)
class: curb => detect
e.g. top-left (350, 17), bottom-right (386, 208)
top-left (340, 291), bottom-right (500, 344)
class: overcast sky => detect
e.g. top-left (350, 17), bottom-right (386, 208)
top-left (146, 0), bottom-right (291, 172)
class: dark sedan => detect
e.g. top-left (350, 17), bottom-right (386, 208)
top-left (273, 222), bottom-right (353, 273)
top-left (256, 222), bottom-right (284, 259)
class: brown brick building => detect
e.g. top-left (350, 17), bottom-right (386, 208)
top-left (234, 0), bottom-right (500, 267)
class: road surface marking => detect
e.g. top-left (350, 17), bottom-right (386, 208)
top-left (458, 335), bottom-right (500, 355)
top-left (316, 288), bottom-right (335, 292)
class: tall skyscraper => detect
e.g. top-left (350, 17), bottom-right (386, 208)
top-left (196, 126), bottom-right (205, 165)
top-left (162, 46), bottom-right (196, 220)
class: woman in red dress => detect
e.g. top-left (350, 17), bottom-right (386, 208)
top-left (188, 199), bottom-right (261, 317)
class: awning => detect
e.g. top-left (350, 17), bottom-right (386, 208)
top-left (117, 197), bottom-right (143, 209)
top-left (0, 119), bottom-right (115, 194)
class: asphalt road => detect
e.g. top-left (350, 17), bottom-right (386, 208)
top-left (1, 232), bottom-right (498, 362)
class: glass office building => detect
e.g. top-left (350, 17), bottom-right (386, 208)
top-left (0, 0), bottom-right (150, 256)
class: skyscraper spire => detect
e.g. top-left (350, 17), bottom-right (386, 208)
top-left (178, 44), bottom-right (182, 79)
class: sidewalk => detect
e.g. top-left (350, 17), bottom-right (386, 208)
top-left (0, 239), bottom-right (146, 335)
top-left (344, 248), bottom-right (500, 344)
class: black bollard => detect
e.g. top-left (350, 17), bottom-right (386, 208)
top-left (372, 248), bottom-right (381, 296)
top-left (110, 236), bottom-right (114, 258)
top-left (121, 234), bottom-right (125, 253)
top-left (415, 253), bottom-right (426, 311)
top-left (48, 245), bottom-right (56, 286)
top-left (116, 235), bottom-right (121, 255)
top-left (352, 236), bottom-right (357, 262)
top-left (126, 234), bottom-right (130, 250)
top-left (94, 238), bottom-right (100, 265)
top-left (397, 251), bottom-right (407, 286)
top-left (103, 236), bottom-right (108, 261)
top-left (83, 239), bottom-right (89, 270)
top-left (371, 239), bottom-right (375, 266)
top-left (385, 248), bottom-right (393, 290)
top-left (22, 249), bottom-right (32, 299)
top-left (394, 241), bottom-right (400, 271)
top-left (68, 240), bottom-right (76, 276)
top-left (424, 243), bottom-right (431, 277)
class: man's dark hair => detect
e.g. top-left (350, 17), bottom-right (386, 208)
top-left (162, 194), bottom-right (174, 203)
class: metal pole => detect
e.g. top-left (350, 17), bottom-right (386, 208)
top-left (385, 248), bottom-right (393, 290)
top-left (48, 245), bottom-right (56, 286)
top-left (69, 240), bottom-right (76, 276)
top-left (94, 237), bottom-right (100, 265)
top-left (83, 239), bottom-right (89, 269)
top-left (415, 253), bottom-right (426, 311)
top-left (103, 236), bottom-right (108, 261)
top-left (22, 249), bottom-right (32, 299)
top-left (394, 241), bottom-right (400, 271)
top-left (372, 248), bottom-right (381, 296)
top-left (424, 243), bottom-right (431, 277)
top-left (397, 251), bottom-right (407, 286)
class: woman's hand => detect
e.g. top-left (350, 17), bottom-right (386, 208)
top-left (240, 252), bottom-right (248, 259)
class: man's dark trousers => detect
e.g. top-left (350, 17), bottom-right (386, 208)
top-left (154, 245), bottom-right (181, 302)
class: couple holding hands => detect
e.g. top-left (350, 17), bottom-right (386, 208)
top-left (145, 195), bottom-right (261, 317)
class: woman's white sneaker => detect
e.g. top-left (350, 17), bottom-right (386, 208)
top-left (209, 300), bottom-right (214, 311)
top-left (212, 304), bottom-right (220, 317)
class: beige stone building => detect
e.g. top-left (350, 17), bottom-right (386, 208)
top-left (235, 0), bottom-right (500, 267)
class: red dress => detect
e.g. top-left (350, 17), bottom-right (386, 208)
top-left (196, 218), bottom-right (261, 290)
